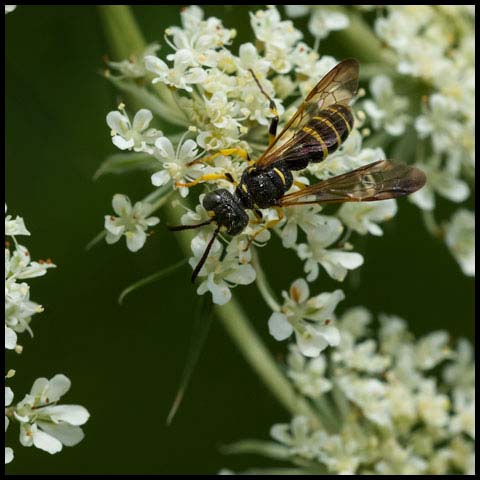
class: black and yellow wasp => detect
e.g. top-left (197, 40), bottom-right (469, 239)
top-left (171, 59), bottom-right (426, 281)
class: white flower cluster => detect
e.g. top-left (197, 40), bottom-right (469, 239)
top-left (231, 308), bottom-right (475, 474)
top-left (354, 6), bottom-right (474, 276)
top-left (289, 6), bottom-right (475, 277)
top-left (5, 207), bottom-right (89, 464)
top-left (5, 205), bottom-right (55, 351)
top-left (102, 5), bottom-right (401, 304)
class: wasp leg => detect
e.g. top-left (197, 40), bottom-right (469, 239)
top-left (244, 207), bottom-right (284, 250)
top-left (249, 69), bottom-right (279, 146)
top-left (187, 148), bottom-right (251, 167)
top-left (176, 173), bottom-right (236, 188)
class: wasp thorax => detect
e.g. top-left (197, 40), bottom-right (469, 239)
top-left (202, 189), bottom-right (249, 236)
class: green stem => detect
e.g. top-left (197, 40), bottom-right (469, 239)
top-left (252, 248), bottom-right (281, 312)
top-left (98, 5), bottom-right (321, 426)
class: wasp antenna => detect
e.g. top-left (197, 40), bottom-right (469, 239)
top-left (168, 220), bottom-right (213, 232)
top-left (191, 226), bottom-right (220, 283)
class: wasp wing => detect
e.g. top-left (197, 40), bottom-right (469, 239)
top-left (278, 161), bottom-right (427, 206)
top-left (255, 58), bottom-right (359, 170)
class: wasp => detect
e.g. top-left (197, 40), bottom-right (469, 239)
top-left (170, 59), bottom-right (426, 282)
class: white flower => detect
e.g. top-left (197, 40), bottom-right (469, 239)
top-left (5, 205), bottom-right (30, 237)
top-left (145, 49), bottom-right (208, 92)
top-left (450, 389), bottom-right (475, 439)
top-left (5, 325), bottom-right (17, 350)
top-left (337, 375), bottom-right (392, 428)
top-left (5, 245), bottom-right (55, 342)
top-left (108, 43), bottom-right (160, 78)
top-left (416, 380), bottom-right (450, 428)
top-left (236, 42), bottom-right (270, 75)
top-left (5, 5), bottom-right (16, 14)
top-left (363, 75), bottom-right (410, 136)
top-left (308, 7), bottom-right (349, 39)
top-left (444, 209), bottom-right (475, 276)
top-left (276, 203), bottom-right (328, 249)
top-left (409, 161), bottom-right (469, 211)
top-left (338, 199), bottom-right (398, 236)
top-left (268, 278), bottom-right (343, 357)
top-left (414, 331), bottom-right (453, 370)
top-left (296, 216), bottom-right (364, 281)
top-left (287, 346), bottom-right (332, 398)
top-left (190, 233), bottom-right (256, 305)
top-left (106, 107), bottom-right (161, 154)
top-left (14, 374), bottom-right (89, 455)
top-left (164, 5), bottom-right (235, 68)
top-left (415, 94), bottom-right (462, 154)
top-left (338, 306), bottom-right (372, 338)
top-left (5, 387), bottom-right (14, 464)
top-left (151, 136), bottom-right (204, 197)
top-left (443, 338), bottom-right (475, 393)
top-left (104, 194), bottom-right (159, 252)
top-left (285, 6), bottom-right (349, 40)
top-left (270, 416), bottom-right (317, 459)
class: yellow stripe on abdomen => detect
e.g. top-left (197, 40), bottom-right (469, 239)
top-left (325, 106), bottom-right (352, 134)
top-left (302, 126), bottom-right (329, 158)
top-left (313, 115), bottom-right (342, 145)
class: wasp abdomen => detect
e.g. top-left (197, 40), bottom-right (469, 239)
top-left (305, 103), bottom-right (354, 159)
top-left (275, 104), bottom-right (354, 171)
top-left (236, 163), bottom-right (293, 210)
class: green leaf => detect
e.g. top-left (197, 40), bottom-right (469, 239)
top-left (221, 439), bottom-right (291, 460)
top-left (94, 152), bottom-right (157, 180)
top-left (118, 259), bottom-right (187, 305)
top-left (107, 76), bottom-right (187, 127)
top-left (166, 295), bottom-right (214, 425)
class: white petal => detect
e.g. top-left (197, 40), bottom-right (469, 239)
top-left (268, 313), bottom-right (293, 341)
top-left (151, 169), bottom-right (170, 187)
top-left (295, 328), bottom-right (328, 357)
top-left (30, 378), bottom-right (49, 397)
top-left (224, 264), bottom-right (256, 285)
top-left (32, 429), bottom-right (63, 454)
top-left (5, 387), bottom-right (14, 407)
top-left (328, 251), bottom-right (364, 270)
top-left (126, 229), bottom-right (147, 252)
top-left (154, 137), bottom-right (175, 159)
top-left (410, 186), bottom-right (434, 211)
top-left (105, 232), bottom-right (121, 245)
top-left (106, 111), bottom-right (130, 135)
top-left (289, 278), bottom-right (309, 304)
top-left (46, 374), bottom-right (71, 402)
top-left (37, 422), bottom-right (85, 447)
top-left (178, 139), bottom-right (198, 161)
top-left (41, 404), bottom-right (89, 426)
top-left (112, 135), bottom-right (134, 150)
top-left (112, 194), bottom-right (132, 216)
top-left (366, 222), bottom-right (383, 236)
top-left (146, 216), bottom-right (160, 227)
top-left (5, 326), bottom-right (17, 350)
top-left (320, 325), bottom-right (341, 346)
top-left (104, 216), bottom-right (123, 236)
top-left (5, 447), bottom-right (14, 464)
top-left (132, 109), bottom-right (153, 132)
top-left (207, 277), bottom-right (231, 305)
top-left (144, 55), bottom-right (168, 76)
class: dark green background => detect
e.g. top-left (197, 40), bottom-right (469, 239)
top-left (5, 6), bottom-right (474, 475)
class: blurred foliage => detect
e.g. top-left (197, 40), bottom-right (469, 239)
top-left (5, 5), bottom-right (473, 474)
